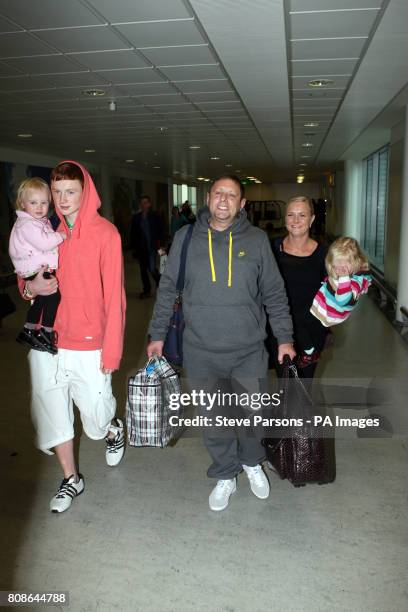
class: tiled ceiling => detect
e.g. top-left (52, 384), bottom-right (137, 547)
top-left (0, 0), bottom-right (405, 183)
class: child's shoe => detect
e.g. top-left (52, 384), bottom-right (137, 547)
top-left (296, 350), bottom-right (320, 369)
top-left (36, 328), bottom-right (58, 355)
top-left (16, 327), bottom-right (46, 351)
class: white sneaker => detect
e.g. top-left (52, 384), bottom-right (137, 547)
top-left (50, 474), bottom-right (84, 513)
top-left (209, 478), bottom-right (236, 511)
top-left (242, 464), bottom-right (270, 499)
top-left (105, 417), bottom-right (125, 467)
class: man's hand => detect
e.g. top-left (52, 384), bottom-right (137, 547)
top-left (29, 267), bottom-right (58, 297)
top-left (147, 340), bottom-right (164, 359)
top-left (277, 342), bottom-right (296, 364)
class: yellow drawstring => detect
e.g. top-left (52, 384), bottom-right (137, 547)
top-left (208, 229), bottom-right (216, 282)
top-left (208, 229), bottom-right (233, 287)
top-left (228, 232), bottom-right (232, 287)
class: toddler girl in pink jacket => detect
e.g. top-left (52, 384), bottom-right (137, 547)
top-left (9, 177), bottom-right (66, 354)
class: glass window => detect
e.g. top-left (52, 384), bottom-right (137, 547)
top-left (362, 145), bottom-right (389, 271)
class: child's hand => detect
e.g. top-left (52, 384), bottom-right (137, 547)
top-left (333, 264), bottom-right (351, 278)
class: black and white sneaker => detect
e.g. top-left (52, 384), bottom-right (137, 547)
top-left (50, 474), bottom-right (84, 513)
top-left (105, 417), bottom-right (125, 467)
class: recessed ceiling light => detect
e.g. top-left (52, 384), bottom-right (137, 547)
top-left (210, 156), bottom-right (220, 160)
top-left (255, 181), bottom-right (262, 184)
top-left (82, 89), bottom-right (106, 97)
top-left (299, 163), bottom-right (307, 166)
top-left (173, 170), bottom-right (180, 174)
top-left (235, 170), bottom-right (242, 173)
top-left (304, 122), bottom-right (319, 127)
top-left (297, 177), bottom-right (304, 184)
top-left (301, 155), bottom-right (311, 158)
top-left (225, 164), bottom-right (232, 168)
top-left (125, 159), bottom-right (135, 163)
top-left (308, 79), bottom-right (334, 88)
top-left (302, 143), bottom-right (314, 148)
top-left (304, 132), bottom-right (316, 137)
top-left (84, 149), bottom-right (95, 153)
top-left (153, 166), bottom-right (160, 169)
top-left (189, 145), bottom-right (201, 149)
top-left (197, 177), bottom-right (205, 181)
top-left (17, 133), bottom-right (32, 138)
top-left (246, 176), bottom-right (255, 179)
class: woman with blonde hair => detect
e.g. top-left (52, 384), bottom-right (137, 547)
top-left (270, 195), bottom-right (328, 378)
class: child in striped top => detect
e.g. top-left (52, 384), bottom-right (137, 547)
top-left (310, 237), bottom-right (372, 327)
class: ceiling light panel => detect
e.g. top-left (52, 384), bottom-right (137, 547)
top-left (0, 0), bottom-right (104, 29)
top-left (5, 54), bottom-right (84, 74)
top-left (116, 82), bottom-right (177, 96)
top-left (291, 58), bottom-right (358, 77)
top-left (175, 79), bottom-right (231, 93)
top-left (186, 91), bottom-right (238, 103)
top-left (292, 38), bottom-right (367, 61)
top-left (87, 0), bottom-right (192, 22)
top-left (160, 65), bottom-right (224, 81)
top-left (0, 32), bottom-right (56, 58)
top-left (290, 9), bottom-right (379, 39)
top-left (34, 26), bottom-right (129, 54)
top-left (95, 67), bottom-right (165, 84)
top-left (144, 45), bottom-right (217, 66)
top-left (0, 75), bottom-right (56, 91)
top-left (289, 0), bottom-right (382, 13)
top-left (115, 20), bottom-right (204, 48)
top-left (68, 50), bottom-right (150, 71)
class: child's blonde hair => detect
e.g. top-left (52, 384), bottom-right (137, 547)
top-left (15, 177), bottom-right (51, 211)
top-left (326, 236), bottom-right (369, 276)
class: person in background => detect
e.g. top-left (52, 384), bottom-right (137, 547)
top-left (170, 206), bottom-right (186, 240)
top-left (181, 200), bottom-right (196, 224)
top-left (130, 195), bottom-right (163, 299)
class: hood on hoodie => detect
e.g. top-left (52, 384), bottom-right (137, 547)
top-left (53, 160), bottom-right (101, 237)
top-left (196, 205), bottom-right (251, 287)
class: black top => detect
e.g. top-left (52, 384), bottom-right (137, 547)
top-left (272, 236), bottom-right (328, 352)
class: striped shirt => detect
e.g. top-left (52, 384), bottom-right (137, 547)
top-left (310, 271), bottom-right (372, 327)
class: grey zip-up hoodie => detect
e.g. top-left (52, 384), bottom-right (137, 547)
top-left (148, 206), bottom-right (293, 351)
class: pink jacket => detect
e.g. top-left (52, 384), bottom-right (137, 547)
top-left (9, 211), bottom-right (64, 277)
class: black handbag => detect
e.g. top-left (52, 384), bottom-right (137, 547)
top-left (263, 356), bottom-right (335, 487)
top-left (163, 224), bottom-right (194, 366)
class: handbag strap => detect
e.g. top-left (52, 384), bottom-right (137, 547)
top-left (176, 224), bottom-right (194, 293)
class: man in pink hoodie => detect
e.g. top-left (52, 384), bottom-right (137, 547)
top-left (20, 161), bottom-right (126, 513)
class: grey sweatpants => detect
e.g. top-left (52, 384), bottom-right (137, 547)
top-left (183, 341), bottom-right (268, 479)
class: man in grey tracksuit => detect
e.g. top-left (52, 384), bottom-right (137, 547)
top-left (148, 176), bottom-right (295, 511)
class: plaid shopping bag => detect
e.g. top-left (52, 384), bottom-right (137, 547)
top-left (126, 356), bottom-right (183, 447)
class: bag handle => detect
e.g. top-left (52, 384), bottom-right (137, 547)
top-left (176, 224), bottom-right (194, 293)
top-left (282, 354), bottom-right (312, 404)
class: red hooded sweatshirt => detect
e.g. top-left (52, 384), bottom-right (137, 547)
top-left (20, 161), bottom-right (126, 370)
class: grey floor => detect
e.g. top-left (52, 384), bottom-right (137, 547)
top-left (1, 258), bottom-right (407, 612)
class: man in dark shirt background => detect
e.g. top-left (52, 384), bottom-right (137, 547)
top-left (130, 195), bottom-right (163, 299)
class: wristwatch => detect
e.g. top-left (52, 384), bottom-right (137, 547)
top-left (23, 281), bottom-right (34, 300)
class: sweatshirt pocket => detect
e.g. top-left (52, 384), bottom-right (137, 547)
top-left (183, 304), bottom-right (263, 350)
top-left (57, 297), bottom-right (103, 344)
